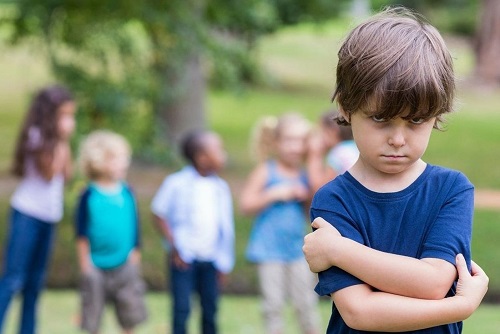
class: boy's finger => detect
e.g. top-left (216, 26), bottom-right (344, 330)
top-left (470, 260), bottom-right (487, 277)
top-left (455, 254), bottom-right (470, 277)
top-left (311, 217), bottom-right (329, 229)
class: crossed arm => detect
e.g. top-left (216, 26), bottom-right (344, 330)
top-left (302, 218), bottom-right (489, 331)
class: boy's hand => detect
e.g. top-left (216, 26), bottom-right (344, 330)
top-left (455, 254), bottom-right (489, 315)
top-left (171, 248), bottom-right (189, 270)
top-left (129, 249), bottom-right (141, 265)
top-left (80, 261), bottom-right (93, 275)
top-left (217, 271), bottom-right (229, 286)
top-left (303, 217), bottom-right (341, 273)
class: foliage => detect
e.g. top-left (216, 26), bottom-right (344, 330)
top-left (371, 0), bottom-right (479, 36)
top-left (2, 0), bottom-right (348, 162)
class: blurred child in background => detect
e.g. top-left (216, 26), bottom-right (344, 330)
top-left (151, 129), bottom-right (234, 334)
top-left (75, 130), bottom-right (147, 334)
top-left (0, 85), bottom-right (76, 334)
top-left (240, 113), bottom-right (320, 334)
top-left (307, 110), bottom-right (358, 193)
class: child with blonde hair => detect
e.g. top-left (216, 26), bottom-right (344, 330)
top-left (240, 113), bottom-right (320, 334)
top-left (75, 130), bottom-right (147, 334)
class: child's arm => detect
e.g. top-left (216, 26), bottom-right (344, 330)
top-left (331, 254), bottom-right (488, 332)
top-left (306, 132), bottom-right (337, 193)
top-left (129, 248), bottom-right (141, 265)
top-left (152, 214), bottom-right (188, 269)
top-left (152, 214), bottom-right (174, 247)
top-left (239, 163), bottom-right (275, 215)
top-left (61, 141), bottom-right (73, 181)
top-left (240, 163), bottom-right (309, 216)
top-left (76, 238), bottom-right (92, 274)
top-left (304, 218), bottom-right (456, 299)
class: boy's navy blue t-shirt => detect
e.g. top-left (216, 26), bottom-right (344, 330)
top-left (311, 164), bottom-right (474, 334)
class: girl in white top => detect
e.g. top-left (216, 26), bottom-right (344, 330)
top-left (0, 85), bottom-right (76, 334)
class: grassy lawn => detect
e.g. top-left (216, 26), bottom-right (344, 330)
top-left (2, 291), bottom-right (499, 334)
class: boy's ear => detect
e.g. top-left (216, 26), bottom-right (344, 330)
top-left (338, 106), bottom-right (350, 124)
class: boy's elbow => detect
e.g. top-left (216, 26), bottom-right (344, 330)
top-left (425, 281), bottom-right (453, 300)
top-left (338, 301), bottom-right (372, 331)
top-left (334, 287), bottom-right (382, 331)
top-left (338, 306), bottom-right (360, 330)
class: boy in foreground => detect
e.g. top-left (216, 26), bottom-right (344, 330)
top-left (302, 7), bottom-right (488, 333)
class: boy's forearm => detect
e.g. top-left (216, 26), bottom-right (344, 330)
top-left (152, 215), bottom-right (174, 245)
top-left (334, 284), bottom-right (473, 332)
top-left (76, 238), bottom-right (91, 272)
top-left (332, 236), bottom-right (456, 299)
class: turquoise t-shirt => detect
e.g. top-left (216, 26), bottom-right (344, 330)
top-left (75, 182), bottom-right (139, 269)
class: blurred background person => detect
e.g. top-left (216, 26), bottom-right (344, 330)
top-left (307, 110), bottom-right (358, 193)
top-left (151, 129), bottom-right (235, 334)
top-left (0, 85), bottom-right (76, 334)
top-left (240, 113), bottom-right (320, 334)
top-left (75, 130), bottom-right (147, 334)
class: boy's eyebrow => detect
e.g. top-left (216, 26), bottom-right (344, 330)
top-left (360, 108), bottom-right (433, 119)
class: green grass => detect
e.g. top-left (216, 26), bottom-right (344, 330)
top-left (2, 291), bottom-right (498, 334)
top-left (471, 210), bottom-right (500, 298)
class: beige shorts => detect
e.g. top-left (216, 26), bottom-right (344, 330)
top-left (80, 261), bottom-right (147, 333)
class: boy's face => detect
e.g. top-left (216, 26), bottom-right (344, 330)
top-left (198, 133), bottom-right (227, 172)
top-left (344, 108), bottom-right (435, 176)
top-left (103, 147), bottom-right (130, 181)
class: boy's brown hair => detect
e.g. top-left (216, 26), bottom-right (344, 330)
top-left (333, 7), bottom-right (455, 129)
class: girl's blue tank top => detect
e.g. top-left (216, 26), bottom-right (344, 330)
top-left (246, 160), bottom-right (309, 263)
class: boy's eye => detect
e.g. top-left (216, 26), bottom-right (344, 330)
top-left (409, 118), bottom-right (425, 124)
top-left (371, 115), bottom-right (388, 123)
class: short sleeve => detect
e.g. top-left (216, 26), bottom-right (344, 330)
top-left (420, 174), bottom-right (474, 267)
top-left (310, 206), bottom-right (365, 296)
top-left (150, 177), bottom-right (173, 219)
top-left (75, 188), bottom-right (91, 238)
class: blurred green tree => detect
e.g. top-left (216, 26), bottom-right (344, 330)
top-left (371, 0), bottom-right (479, 35)
top-left (3, 0), bottom-right (348, 161)
top-left (474, 0), bottom-right (500, 85)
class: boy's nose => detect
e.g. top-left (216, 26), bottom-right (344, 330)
top-left (388, 128), bottom-right (406, 147)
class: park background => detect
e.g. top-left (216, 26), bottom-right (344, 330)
top-left (0, 0), bottom-right (500, 332)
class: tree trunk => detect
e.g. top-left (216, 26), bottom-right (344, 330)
top-left (474, 0), bottom-right (500, 85)
top-left (161, 53), bottom-right (206, 148)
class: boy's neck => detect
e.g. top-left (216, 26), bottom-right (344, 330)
top-left (349, 159), bottom-right (427, 193)
top-left (93, 178), bottom-right (121, 190)
top-left (193, 165), bottom-right (215, 177)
